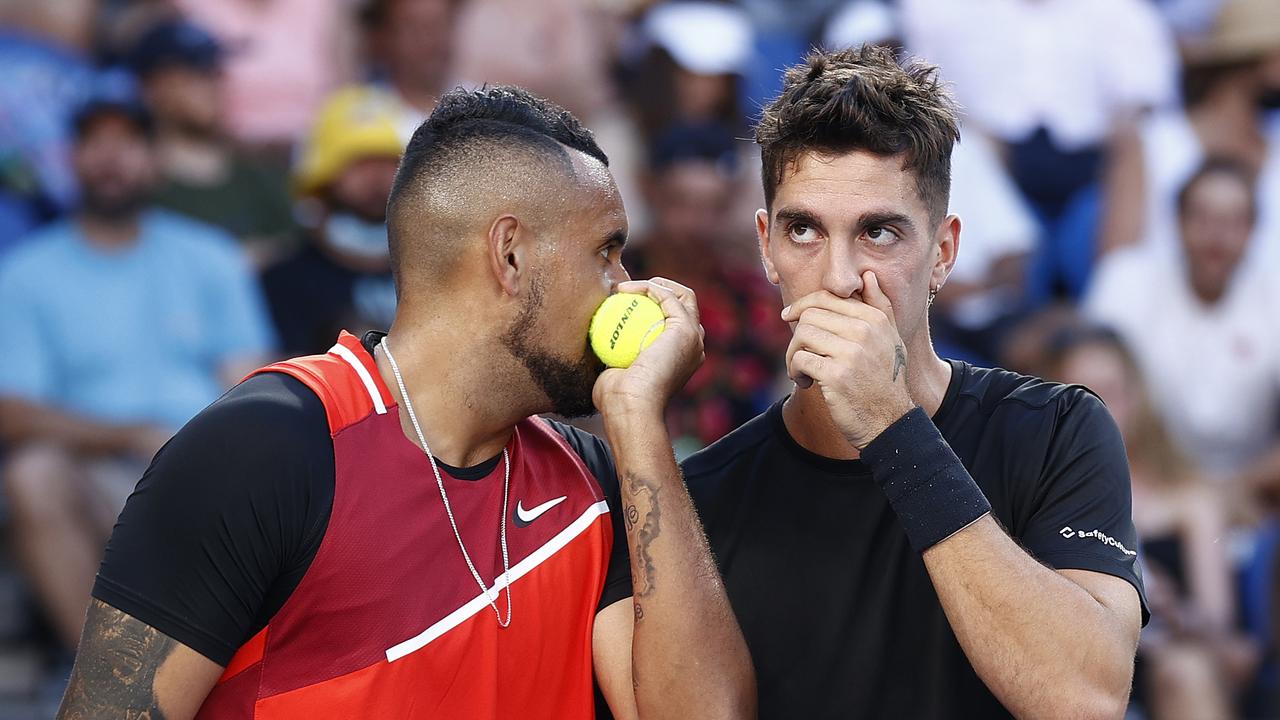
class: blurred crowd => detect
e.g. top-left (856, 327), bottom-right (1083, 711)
top-left (0, 0), bottom-right (1277, 716)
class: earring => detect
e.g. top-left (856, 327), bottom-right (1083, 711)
top-left (927, 286), bottom-right (938, 308)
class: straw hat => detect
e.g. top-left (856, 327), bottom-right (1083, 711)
top-left (1185, 0), bottom-right (1280, 66)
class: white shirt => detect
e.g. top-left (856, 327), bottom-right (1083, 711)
top-left (1137, 110), bottom-right (1280, 269)
top-left (1084, 245), bottom-right (1280, 479)
top-left (902, 0), bottom-right (1178, 150)
top-left (945, 130), bottom-right (1038, 327)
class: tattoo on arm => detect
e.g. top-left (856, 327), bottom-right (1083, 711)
top-left (892, 344), bottom-right (907, 382)
top-left (58, 599), bottom-right (177, 720)
top-left (623, 472), bottom-right (663, 617)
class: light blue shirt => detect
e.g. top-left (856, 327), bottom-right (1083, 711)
top-left (0, 210), bottom-right (276, 430)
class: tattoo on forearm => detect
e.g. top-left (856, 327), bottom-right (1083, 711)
top-left (892, 344), bottom-right (907, 382)
top-left (623, 472), bottom-right (663, 610)
top-left (58, 599), bottom-right (176, 720)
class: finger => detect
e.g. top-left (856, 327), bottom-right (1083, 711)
top-left (861, 271), bottom-right (897, 329)
top-left (615, 280), bottom-right (692, 326)
top-left (785, 324), bottom-right (853, 385)
top-left (784, 332), bottom-right (813, 389)
top-left (780, 290), bottom-right (840, 322)
top-left (646, 276), bottom-right (699, 322)
top-left (794, 307), bottom-right (874, 343)
top-left (790, 323), bottom-right (858, 367)
top-left (790, 350), bottom-right (829, 389)
top-left (781, 289), bottom-right (884, 326)
top-left (647, 276), bottom-right (694, 300)
top-left (784, 330), bottom-right (810, 387)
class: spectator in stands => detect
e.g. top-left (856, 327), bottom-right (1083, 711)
top-left (130, 19), bottom-right (295, 268)
top-left (1100, 0), bottom-right (1280, 261)
top-left (0, 0), bottom-right (99, 248)
top-left (175, 0), bottom-right (357, 149)
top-left (1086, 158), bottom-right (1280, 486)
top-left (361, 0), bottom-right (463, 142)
top-left (627, 1), bottom-right (754, 142)
top-left (623, 123), bottom-right (786, 453)
top-left (262, 86), bottom-right (402, 357)
top-left (1052, 327), bottom-right (1257, 720)
top-left (0, 89), bottom-right (275, 650)
top-left (902, 0), bottom-right (1178, 302)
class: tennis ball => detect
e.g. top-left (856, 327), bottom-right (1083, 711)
top-left (589, 293), bottom-right (666, 368)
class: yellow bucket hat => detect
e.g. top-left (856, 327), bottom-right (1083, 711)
top-left (294, 85), bottom-right (405, 195)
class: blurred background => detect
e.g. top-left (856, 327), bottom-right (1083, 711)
top-left (0, 0), bottom-right (1276, 717)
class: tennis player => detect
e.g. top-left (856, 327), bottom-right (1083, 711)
top-left (683, 45), bottom-right (1147, 718)
top-left (57, 86), bottom-right (753, 719)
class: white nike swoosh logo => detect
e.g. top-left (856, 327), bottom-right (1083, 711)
top-left (516, 495), bottom-right (568, 525)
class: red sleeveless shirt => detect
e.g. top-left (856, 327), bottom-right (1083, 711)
top-left (195, 331), bottom-right (615, 718)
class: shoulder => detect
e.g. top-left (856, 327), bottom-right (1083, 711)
top-left (145, 210), bottom-right (245, 265)
top-left (538, 418), bottom-right (617, 486)
top-left (1, 220), bottom-right (77, 266)
top-left (682, 408), bottom-right (776, 485)
top-left (0, 221), bottom-right (79, 290)
top-left (171, 372), bottom-right (331, 457)
top-left (951, 363), bottom-right (1071, 413)
top-left (954, 365), bottom-right (1131, 513)
top-left (951, 363), bottom-right (1115, 451)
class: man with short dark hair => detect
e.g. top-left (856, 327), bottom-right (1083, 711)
top-left (131, 18), bottom-right (295, 267)
top-left (57, 86), bottom-right (754, 720)
top-left (684, 45), bottom-right (1146, 718)
top-left (1087, 158), bottom-right (1280, 490)
top-left (0, 86), bottom-right (275, 652)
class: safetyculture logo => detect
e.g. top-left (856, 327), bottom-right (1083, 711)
top-left (1059, 526), bottom-right (1137, 556)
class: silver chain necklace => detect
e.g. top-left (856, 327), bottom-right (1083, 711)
top-left (381, 338), bottom-right (512, 628)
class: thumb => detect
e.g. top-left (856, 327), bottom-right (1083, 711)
top-left (861, 271), bottom-right (897, 328)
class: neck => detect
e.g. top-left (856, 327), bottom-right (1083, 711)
top-left (1191, 282), bottom-right (1228, 307)
top-left (157, 132), bottom-right (230, 184)
top-left (376, 310), bottom-right (532, 467)
top-left (78, 212), bottom-right (142, 249)
top-left (782, 330), bottom-right (953, 460)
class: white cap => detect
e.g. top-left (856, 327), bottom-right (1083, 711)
top-left (644, 2), bottom-right (754, 76)
top-left (822, 1), bottom-right (898, 50)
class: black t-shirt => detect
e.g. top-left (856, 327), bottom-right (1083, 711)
top-left (92, 335), bottom-right (632, 666)
top-left (261, 243), bottom-right (398, 356)
top-left (683, 360), bottom-right (1147, 719)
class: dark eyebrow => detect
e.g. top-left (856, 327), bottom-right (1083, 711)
top-left (858, 211), bottom-right (916, 236)
top-left (773, 207), bottom-right (825, 231)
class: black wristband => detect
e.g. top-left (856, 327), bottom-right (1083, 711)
top-left (861, 407), bottom-right (991, 553)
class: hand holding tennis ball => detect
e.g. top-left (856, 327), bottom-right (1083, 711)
top-left (589, 279), bottom-right (705, 420)
top-left (589, 292), bottom-right (667, 368)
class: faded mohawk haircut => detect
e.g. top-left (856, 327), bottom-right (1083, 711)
top-left (756, 44), bottom-right (960, 222)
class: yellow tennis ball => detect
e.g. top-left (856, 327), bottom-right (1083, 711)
top-left (589, 293), bottom-right (666, 368)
